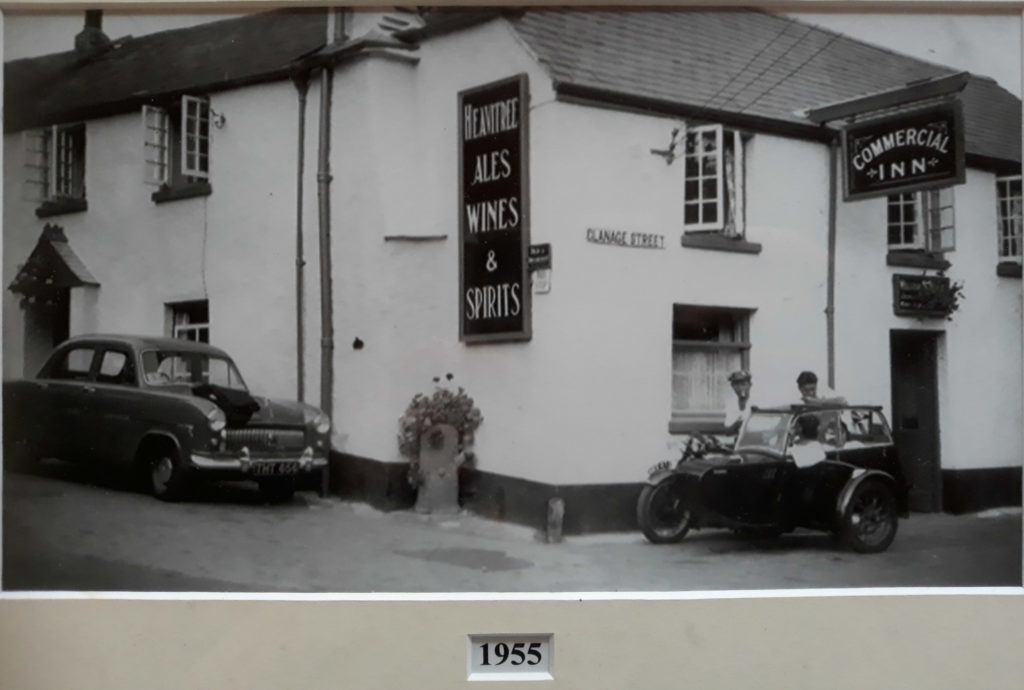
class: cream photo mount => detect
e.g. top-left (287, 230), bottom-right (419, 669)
top-left (1, 2), bottom-right (1022, 690)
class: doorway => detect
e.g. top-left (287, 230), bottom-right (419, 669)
top-left (889, 329), bottom-right (942, 512)
top-left (23, 288), bottom-right (71, 375)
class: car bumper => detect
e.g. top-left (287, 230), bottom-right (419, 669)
top-left (189, 448), bottom-right (328, 474)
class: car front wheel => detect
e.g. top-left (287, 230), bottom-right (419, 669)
top-left (840, 478), bottom-right (898, 553)
top-left (637, 476), bottom-right (691, 544)
top-left (149, 448), bottom-right (190, 502)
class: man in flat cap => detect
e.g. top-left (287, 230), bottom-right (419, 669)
top-left (724, 369), bottom-right (754, 435)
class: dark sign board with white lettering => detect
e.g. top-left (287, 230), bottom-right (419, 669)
top-left (892, 273), bottom-right (952, 318)
top-left (842, 102), bottom-right (965, 201)
top-left (528, 244), bottom-right (551, 271)
top-left (459, 74), bottom-right (531, 343)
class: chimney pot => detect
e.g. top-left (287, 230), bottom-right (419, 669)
top-left (75, 10), bottom-right (110, 57)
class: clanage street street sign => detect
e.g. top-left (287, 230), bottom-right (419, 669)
top-left (459, 74), bottom-right (531, 343)
top-left (842, 101), bottom-right (965, 201)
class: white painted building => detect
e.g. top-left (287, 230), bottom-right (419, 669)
top-left (4, 9), bottom-right (1020, 531)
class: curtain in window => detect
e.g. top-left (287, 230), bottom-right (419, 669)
top-left (723, 146), bottom-right (737, 237)
top-left (671, 346), bottom-right (742, 417)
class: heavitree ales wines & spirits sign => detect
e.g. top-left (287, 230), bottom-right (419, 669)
top-left (842, 101), bottom-right (965, 201)
top-left (459, 74), bottom-right (531, 343)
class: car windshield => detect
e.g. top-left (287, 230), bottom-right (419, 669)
top-left (141, 350), bottom-right (248, 391)
top-left (736, 412), bottom-right (792, 453)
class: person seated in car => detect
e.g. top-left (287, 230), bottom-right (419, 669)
top-left (788, 414), bottom-right (827, 468)
top-left (796, 370), bottom-right (847, 407)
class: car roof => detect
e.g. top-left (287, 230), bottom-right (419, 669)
top-left (751, 404), bottom-right (884, 413)
top-left (63, 334), bottom-right (230, 357)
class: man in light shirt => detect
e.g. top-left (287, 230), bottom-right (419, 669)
top-left (787, 414), bottom-right (827, 468)
top-left (723, 369), bottom-right (753, 435)
top-left (796, 370), bottom-right (847, 407)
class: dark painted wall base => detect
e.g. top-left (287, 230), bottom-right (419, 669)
top-left (328, 452), bottom-right (1021, 531)
top-left (942, 467), bottom-right (1022, 514)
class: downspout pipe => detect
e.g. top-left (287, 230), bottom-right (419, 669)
top-left (316, 64), bottom-right (335, 497)
top-left (826, 137), bottom-right (839, 389)
top-left (292, 70), bottom-right (310, 403)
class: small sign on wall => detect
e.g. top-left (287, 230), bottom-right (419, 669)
top-left (458, 74), bottom-right (531, 343)
top-left (842, 102), bottom-right (965, 201)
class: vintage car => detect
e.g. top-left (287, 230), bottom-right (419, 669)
top-left (3, 335), bottom-right (331, 502)
top-left (637, 405), bottom-right (910, 553)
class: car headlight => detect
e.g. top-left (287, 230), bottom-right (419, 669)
top-left (206, 407), bottom-right (227, 432)
top-left (313, 412), bottom-right (331, 435)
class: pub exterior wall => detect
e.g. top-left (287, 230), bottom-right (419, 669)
top-left (2, 81), bottom-right (305, 400)
top-left (834, 168), bottom-right (1023, 471)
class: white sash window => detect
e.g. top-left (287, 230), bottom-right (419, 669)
top-left (142, 95), bottom-right (211, 187)
top-left (996, 175), bottom-right (1022, 260)
top-left (683, 125), bottom-right (745, 237)
top-left (23, 124), bottom-right (86, 202)
top-left (887, 187), bottom-right (955, 253)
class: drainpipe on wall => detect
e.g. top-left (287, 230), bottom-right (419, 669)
top-left (826, 138), bottom-right (839, 389)
top-left (292, 71), bottom-right (310, 403)
top-left (315, 8), bottom-right (346, 496)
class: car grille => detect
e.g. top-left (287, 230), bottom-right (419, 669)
top-left (225, 428), bottom-right (306, 453)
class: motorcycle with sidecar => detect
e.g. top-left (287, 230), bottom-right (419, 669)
top-left (636, 405), bottom-right (910, 553)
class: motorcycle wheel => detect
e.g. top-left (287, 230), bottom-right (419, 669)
top-left (840, 478), bottom-right (899, 553)
top-left (637, 476), bottom-right (691, 544)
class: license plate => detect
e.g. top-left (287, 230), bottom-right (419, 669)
top-left (251, 462), bottom-right (299, 477)
top-left (648, 460), bottom-right (671, 476)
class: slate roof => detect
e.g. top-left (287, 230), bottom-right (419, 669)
top-left (4, 9), bottom-right (328, 133)
top-left (506, 9), bottom-right (1020, 166)
top-left (6, 8), bottom-right (1020, 167)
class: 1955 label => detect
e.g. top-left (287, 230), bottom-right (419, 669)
top-left (468, 634), bottom-right (553, 681)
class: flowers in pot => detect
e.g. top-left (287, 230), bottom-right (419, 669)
top-left (397, 374), bottom-right (483, 513)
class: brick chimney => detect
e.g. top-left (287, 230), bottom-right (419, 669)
top-left (75, 10), bottom-right (110, 57)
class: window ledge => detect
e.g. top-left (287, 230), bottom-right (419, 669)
top-left (151, 181), bottom-right (212, 204)
top-left (383, 234), bottom-right (448, 242)
top-left (668, 418), bottom-right (728, 434)
top-left (997, 261), bottom-right (1022, 278)
top-left (886, 250), bottom-right (950, 270)
top-left (681, 233), bottom-right (762, 255)
top-left (35, 198), bottom-right (88, 218)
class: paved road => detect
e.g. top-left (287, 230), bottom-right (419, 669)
top-left (3, 463), bottom-right (1021, 592)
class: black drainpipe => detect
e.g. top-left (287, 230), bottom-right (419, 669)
top-left (826, 137), bottom-right (839, 389)
top-left (292, 71), bottom-right (310, 403)
top-left (316, 64), bottom-right (335, 497)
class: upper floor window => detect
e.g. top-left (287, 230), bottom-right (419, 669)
top-left (168, 300), bottom-right (208, 343)
top-left (169, 300), bottom-right (210, 343)
top-left (23, 124), bottom-right (87, 213)
top-left (887, 187), bottom-right (955, 253)
top-left (683, 125), bottom-right (745, 237)
top-left (996, 175), bottom-right (1022, 260)
top-left (143, 96), bottom-right (211, 198)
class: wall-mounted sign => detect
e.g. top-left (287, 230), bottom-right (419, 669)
top-left (585, 228), bottom-right (665, 250)
top-left (892, 273), bottom-right (953, 318)
top-left (842, 102), bottom-right (965, 201)
top-left (528, 244), bottom-right (551, 271)
top-left (459, 74), bottom-right (531, 343)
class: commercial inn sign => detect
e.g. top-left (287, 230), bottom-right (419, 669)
top-left (842, 102), bottom-right (965, 201)
top-left (459, 74), bottom-right (531, 343)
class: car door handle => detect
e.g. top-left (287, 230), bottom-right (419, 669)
top-left (84, 385), bottom-right (97, 393)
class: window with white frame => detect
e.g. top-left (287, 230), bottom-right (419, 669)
top-left (671, 304), bottom-right (751, 430)
top-left (886, 187), bottom-right (955, 252)
top-left (169, 300), bottom-right (210, 343)
top-left (143, 95), bottom-right (211, 187)
top-left (996, 175), bottom-right (1022, 260)
top-left (683, 125), bottom-right (745, 237)
top-left (23, 123), bottom-right (86, 202)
